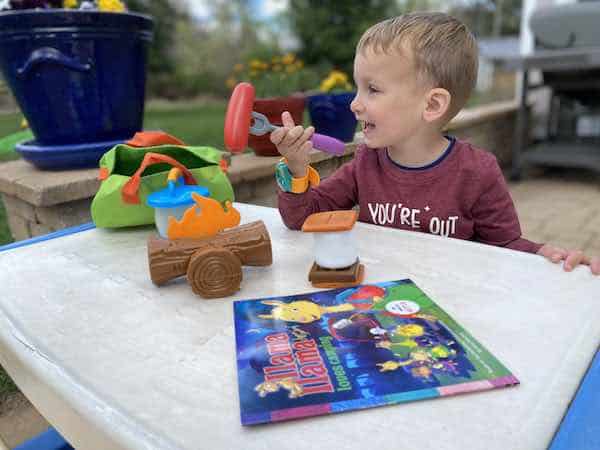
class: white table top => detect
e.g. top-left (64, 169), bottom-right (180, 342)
top-left (1, 203), bottom-right (599, 450)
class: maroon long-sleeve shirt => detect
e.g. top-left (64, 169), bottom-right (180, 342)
top-left (278, 138), bottom-right (543, 254)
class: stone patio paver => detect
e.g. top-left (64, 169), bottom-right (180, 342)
top-left (509, 169), bottom-right (600, 257)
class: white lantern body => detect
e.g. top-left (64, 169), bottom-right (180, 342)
top-left (313, 229), bottom-right (358, 269)
top-left (154, 205), bottom-right (190, 238)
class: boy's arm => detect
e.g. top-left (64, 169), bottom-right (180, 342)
top-left (471, 159), bottom-right (543, 254)
top-left (278, 159), bottom-right (359, 230)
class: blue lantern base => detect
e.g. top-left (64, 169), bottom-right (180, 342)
top-left (16, 138), bottom-right (124, 170)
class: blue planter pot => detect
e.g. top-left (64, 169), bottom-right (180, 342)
top-left (0, 10), bottom-right (153, 169)
top-left (308, 92), bottom-right (357, 143)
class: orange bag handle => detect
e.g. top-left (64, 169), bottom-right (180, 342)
top-left (126, 131), bottom-right (185, 147)
top-left (121, 152), bottom-right (197, 204)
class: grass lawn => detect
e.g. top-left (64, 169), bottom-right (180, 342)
top-left (0, 100), bottom-right (230, 160)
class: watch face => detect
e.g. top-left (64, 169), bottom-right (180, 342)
top-left (275, 161), bottom-right (292, 192)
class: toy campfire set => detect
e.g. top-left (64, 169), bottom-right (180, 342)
top-left (147, 195), bottom-right (365, 297)
top-left (142, 81), bottom-right (362, 299)
top-left (146, 169), bottom-right (272, 299)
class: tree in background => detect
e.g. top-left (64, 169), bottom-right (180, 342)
top-left (126, 0), bottom-right (189, 97)
top-left (287, 0), bottom-right (400, 75)
top-left (171, 0), bottom-right (283, 98)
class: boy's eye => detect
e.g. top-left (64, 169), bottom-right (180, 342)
top-left (368, 84), bottom-right (379, 93)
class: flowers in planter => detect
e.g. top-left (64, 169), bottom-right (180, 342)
top-left (226, 53), bottom-right (318, 98)
top-left (308, 70), bottom-right (357, 142)
top-left (0, 0), bottom-right (126, 11)
top-left (319, 70), bottom-right (353, 93)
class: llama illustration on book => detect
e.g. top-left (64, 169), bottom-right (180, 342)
top-left (233, 279), bottom-right (519, 425)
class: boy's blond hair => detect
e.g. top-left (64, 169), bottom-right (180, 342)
top-left (357, 12), bottom-right (478, 120)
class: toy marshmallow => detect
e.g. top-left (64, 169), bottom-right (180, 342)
top-left (302, 210), bottom-right (365, 288)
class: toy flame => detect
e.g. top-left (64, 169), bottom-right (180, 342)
top-left (167, 193), bottom-right (241, 240)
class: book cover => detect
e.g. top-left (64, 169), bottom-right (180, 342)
top-left (233, 279), bottom-right (518, 425)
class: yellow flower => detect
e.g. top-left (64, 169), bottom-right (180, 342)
top-left (330, 70), bottom-right (348, 82)
top-left (97, 0), bottom-right (126, 12)
top-left (239, 54), bottom-right (307, 97)
top-left (320, 70), bottom-right (353, 92)
top-left (282, 53), bottom-right (295, 65)
top-left (233, 63), bottom-right (244, 72)
top-left (20, 117), bottom-right (28, 129)
top-left (63, 0), bottom-right (77, 8)
top-left (320, 78), bottom-right (335, 92)
top-left (225, 77), bottom-right (237, 89)
top-left (249, 59), bottom-right (263, 70)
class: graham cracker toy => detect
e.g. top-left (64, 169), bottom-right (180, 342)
top-left (302, 210), bottom-right (365, 288)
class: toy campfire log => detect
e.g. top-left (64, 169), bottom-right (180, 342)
top-left (147, 220), bottom-right (272, 298)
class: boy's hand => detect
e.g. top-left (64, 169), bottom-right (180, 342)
top-left (537, 244), bottom-right (600, 275)
top-left (269, 111), bottom-right (314, 178)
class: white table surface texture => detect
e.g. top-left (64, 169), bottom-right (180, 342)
top-left (1, 203), bottom-right (599, 450)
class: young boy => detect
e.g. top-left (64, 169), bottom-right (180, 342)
top-left (272, 12), bottom-right (599, 274)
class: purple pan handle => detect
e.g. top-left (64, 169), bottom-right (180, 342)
top-left (310, 133), bottom-right (346, 156)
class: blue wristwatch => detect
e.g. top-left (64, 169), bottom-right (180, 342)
top-left (275, 159), bottom-right (320, 193)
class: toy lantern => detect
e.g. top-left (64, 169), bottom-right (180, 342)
top-left (146, 167), bottom-right (210, 238)
top-left (302, 210), bottom-right (365, 288)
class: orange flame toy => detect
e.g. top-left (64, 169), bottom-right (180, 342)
top-left (167, 193), bottom-right (241, 240)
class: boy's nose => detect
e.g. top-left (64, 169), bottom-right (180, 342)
top-left (350, 95), bottom-right (362, 114)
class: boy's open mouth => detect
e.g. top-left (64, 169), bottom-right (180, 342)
top-left (363, 121), bottom-right (376, 133)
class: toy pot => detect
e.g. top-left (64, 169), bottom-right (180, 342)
top-left (308, 92), bottom-right (357, 143)
top-left (313, 229), bottom-right (358, 269)
top-left (247, 95), bottom-right (305, 156)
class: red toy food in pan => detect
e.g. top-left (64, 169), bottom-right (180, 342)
top-left (224, 82), bottom-right (346, 155)
top-left (224, 82), bottom-right (255, 153)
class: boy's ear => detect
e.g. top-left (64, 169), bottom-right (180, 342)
top-left (423, 88), bottom-right (451, 123)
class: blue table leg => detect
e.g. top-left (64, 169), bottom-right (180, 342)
top-left (13, 427), bottom-right (73, 450)
top-left (549, 348), bottom-right (600, 450)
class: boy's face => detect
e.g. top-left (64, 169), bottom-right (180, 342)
top-left (351, 45), bottom-right (430, 149)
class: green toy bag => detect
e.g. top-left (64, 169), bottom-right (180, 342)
top-left (91, 140), bottom-right (234, 228)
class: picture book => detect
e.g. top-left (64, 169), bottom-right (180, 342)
top-left (233, 279), bottom-right (518, 426)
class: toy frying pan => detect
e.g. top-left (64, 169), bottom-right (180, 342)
top-left (224, 82), bottom-right (346, 155)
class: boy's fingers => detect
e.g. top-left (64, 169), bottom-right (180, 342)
top-left (270, 127), bottom-right (286, 145)
top-left (281, 111), bottom-right (295, 128)
top-left (548, 247), bottom-right (567, 263)
top-left (285, 127), bottom-right (314, 157)
top-left (564, 250), bottom-right (584, 271)
top-left (589, 257), bottom-right (600, 275)
top-left (300, 140), bottom-right (314, 154)
top-left (281, 125), bottom-right (305, 148)
top-left (300, 126), bottom-right (314, 145)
